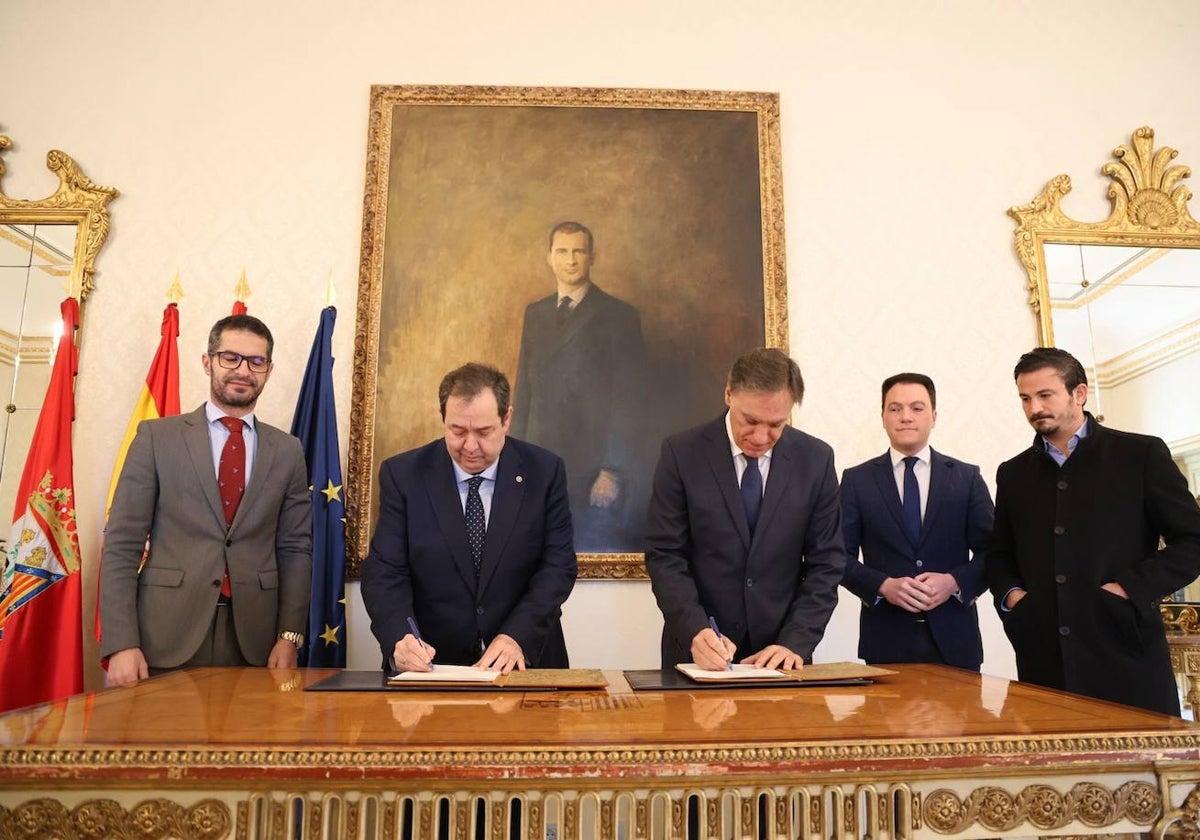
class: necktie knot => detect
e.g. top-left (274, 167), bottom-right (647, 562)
top-left (556, 296), bottom-right (573, 325)
top-left (467, 475), bottom-right (485, 491)
top-left (903, 455), bottom-right (918, 471)
top-left (219, 416), bottom-right (245, 435)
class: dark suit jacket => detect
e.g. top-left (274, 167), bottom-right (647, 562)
top-left (645, 416), bottom-right (846, 667)
top-left (986, 413), bottom-right (1200, 715)
top-left (100, 405), bottom-right (312, 667)
top-left (360, 437), bottom-right (577, 668)
top-left (840, 449), bottom-right (994, 670)
top-left (512, 284), bottom-right (646, 549)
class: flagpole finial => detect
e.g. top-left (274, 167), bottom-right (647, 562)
top-left (233, 268), bottom-right (252, 303)
top-left (166, 269), bottom-right (184, 303)
top-left (323, 269), bottom-right (336, 307)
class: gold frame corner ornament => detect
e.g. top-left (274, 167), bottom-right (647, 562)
top-left (0, 134), bottom-right (119, 301)
top-left (1008, 125), bottom-right (1200, 345)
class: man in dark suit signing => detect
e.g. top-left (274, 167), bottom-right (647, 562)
top-left (840, 373), bottom-right (994, 671)
top-left (512, 221), bottom-right (646, 552)
top-left (645, 348), bottom-right (845, 671)
top-left (987, 347), bottom-right (1200, 715)
top-left (101, 314), bottom-right (312, 686)
top-left (362, 362), bottom-right (577, 673)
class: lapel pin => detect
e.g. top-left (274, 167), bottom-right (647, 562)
top-left (516, 475), bottom-right (524, 483)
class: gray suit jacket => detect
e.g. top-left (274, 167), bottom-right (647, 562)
top-left (100, 404), bottom-right (312, 667)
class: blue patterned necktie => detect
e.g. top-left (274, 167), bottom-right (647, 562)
top-left (741, 456), bottom-right (762, 535)
top-left (902, 456), bottom-right (921, 542)
top-left (465, 475), bottom-right (486, 575)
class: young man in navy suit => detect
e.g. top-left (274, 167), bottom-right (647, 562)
top-left (840, 373), bottom-right (994, 671)
top-left (361, 362), bottom-right (577, 674)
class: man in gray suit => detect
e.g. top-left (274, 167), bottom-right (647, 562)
top-left (645, 348), bottom-right (845, 671)
top-left (100, 314), bottom-right (312, 686)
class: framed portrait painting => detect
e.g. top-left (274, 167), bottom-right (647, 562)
top-left (346, 85), bottom-right (788, 579)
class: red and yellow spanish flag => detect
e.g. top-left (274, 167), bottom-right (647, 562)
top-left (0, 298), bottom-right (83, 712)
top-left (103, 303), bottom-right (181, 519)
top-left (95, 303), bottom-right (180, 646)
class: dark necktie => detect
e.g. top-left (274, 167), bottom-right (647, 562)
top-left (741, 455), bottom-right (762, 535)
top-left (217, 417), bottom-right (246, 598)
top-left (556, 296), bottom-right (572, 326)
top-left (465, 475), bottom-right (486, 575)
top-left (902, 455), bottom-right (921, 543)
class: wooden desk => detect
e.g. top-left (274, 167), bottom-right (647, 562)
top-left (2, 665), bottom-right (1199, 839)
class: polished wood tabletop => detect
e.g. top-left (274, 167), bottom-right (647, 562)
top-left (3, 664), bottom-right (1198, 785)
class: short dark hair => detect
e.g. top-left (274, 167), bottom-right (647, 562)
top-left (881, 373), bottom-right (936, 410)
top-left (727, 348), bottom-right (805, 405)
top-left (1013, 347), bottom-right (1088, 392)
top-left (548, 221), bottom-right (594, 252)
top-left (208, 314), bottom-right (274, 358)
top-left (438, 362), bottom-right (512, 420)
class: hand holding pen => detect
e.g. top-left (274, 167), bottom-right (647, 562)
top-left (392, 615), bottom-right (436, 672)
top-left (690, 615), bottom-right (737, 671)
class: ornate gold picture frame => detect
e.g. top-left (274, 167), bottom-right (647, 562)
top-left (346, 85), bottom-right (788, 579)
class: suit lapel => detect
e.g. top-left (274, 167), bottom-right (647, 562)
top-left (425, 446), bottom-right (478, 592)
top-left (477, 444), bottom-right (524, 596)
top-left (753, 433), bottom-right (794, 551)
top-left (921, 449), bottom-right (950, 543)
top-left (871, 452), bottom-right (915, 547)
top-left (701, 418), bottom-right (751, 550)
top-left (182, 405), bottom-right (228, 529)
top-left (555, 285), bottom-right (605, 351)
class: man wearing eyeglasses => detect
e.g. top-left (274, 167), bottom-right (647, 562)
top-left (100, 314), bottom-right (312, 686)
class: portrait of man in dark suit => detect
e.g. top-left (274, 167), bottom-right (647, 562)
top-left (987, 347), bottom-right (1200, 715)
top-left (645, 348), bottom-right (845, 671)
top-left (361, 362), bottom-right (577, 673)
top-left (512, 221), bottom-right (647, 552)
top-left (840, 373), bottom-right (994, 671)
top-left (100, 315), bottom-right (312, 686)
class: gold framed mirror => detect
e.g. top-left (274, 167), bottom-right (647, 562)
top-left (1008, 126), bottom-right (1200, 632)
top-left (0, 134), bottom-right (117, 544)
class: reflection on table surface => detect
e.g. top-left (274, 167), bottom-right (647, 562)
top-left (2, 663), bottom-right (1195, 753)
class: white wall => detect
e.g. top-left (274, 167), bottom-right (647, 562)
top-left (4, 0), bottom-right (1200, 688)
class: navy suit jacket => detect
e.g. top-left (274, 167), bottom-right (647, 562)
top-left (360, 437), bottom-right (577, 668)
top-left (840, 448), bottom-right (994, 670)
top-left (645, 416), bottom-right (846, 668)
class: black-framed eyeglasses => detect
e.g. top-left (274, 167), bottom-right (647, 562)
top-left (210, 351), bottom-right (271, 373)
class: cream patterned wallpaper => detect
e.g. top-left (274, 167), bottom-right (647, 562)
top-left (3, 0), bottom-right (1200, 686)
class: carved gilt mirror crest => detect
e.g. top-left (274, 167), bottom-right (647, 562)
top-left (0, 134), bottom-right (117, 542)
top-left (1009, 126), bottom-right (1200, 630)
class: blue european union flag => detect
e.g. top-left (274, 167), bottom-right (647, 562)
top-left (290, 306), bottom-right (346, 667)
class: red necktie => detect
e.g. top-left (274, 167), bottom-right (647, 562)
top-left (217, 417), bottom-right (246, 597)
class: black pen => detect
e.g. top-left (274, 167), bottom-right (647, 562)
top-left (406, 615), bottom-right (434, 669)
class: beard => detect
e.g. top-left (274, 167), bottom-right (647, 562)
top-left (212, 374), bottom-right (263, 409)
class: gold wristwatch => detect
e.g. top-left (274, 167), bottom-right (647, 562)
top-left (279, 631), bottom-right (304, 648)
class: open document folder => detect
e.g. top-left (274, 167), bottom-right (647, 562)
top-left (676, 663), bottom-right (794, 682)
top-left (388, 665), bottom-right (500, 685)
top-left (674, 661), bottom-right (896, 684)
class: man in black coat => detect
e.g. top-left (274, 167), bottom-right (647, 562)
top-left (987, 347), bottom-right (1200, 715)
top-left (512, 221), bottom-right (647, 552)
